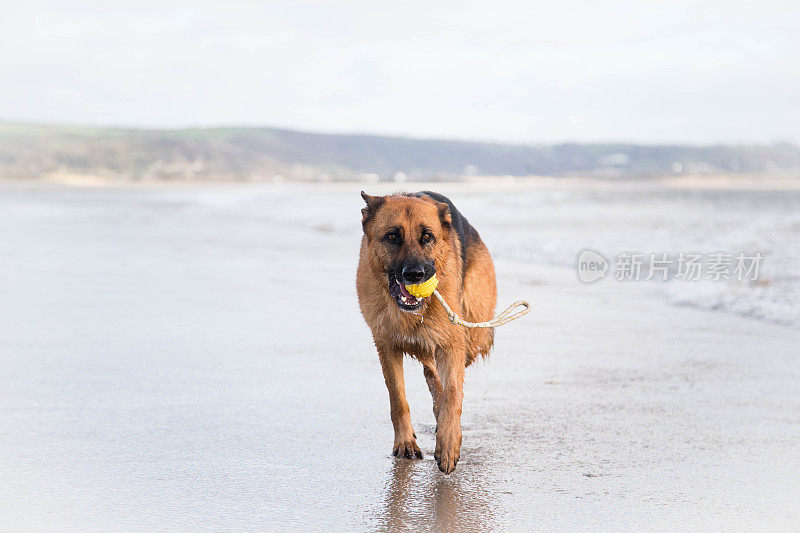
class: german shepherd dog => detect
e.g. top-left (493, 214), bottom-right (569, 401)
top-left (357, 191), bottom-right (496, 474)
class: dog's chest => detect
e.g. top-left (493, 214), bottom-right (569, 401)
top-left (392, 326), bottom-right (429, 350)
top-left (383, 312), bottom-right (453, 358)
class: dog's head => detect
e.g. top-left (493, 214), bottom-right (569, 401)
top-left (361, 191), bottom-right (452, 311)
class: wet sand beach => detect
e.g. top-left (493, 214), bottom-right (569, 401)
top-left (0, 180), bottom-right (798, 530)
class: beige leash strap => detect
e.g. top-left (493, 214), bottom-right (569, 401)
top-left (432, 289), bottom-right (530, 328)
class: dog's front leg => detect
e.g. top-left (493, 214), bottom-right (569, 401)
top-left (433, 343), bottom-right (465, 474)
top-left (378, 343), bottom-right (423, 459)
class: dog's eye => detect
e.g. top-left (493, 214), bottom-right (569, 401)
top-left (385, 232), bottom-right (401, 244)
top-left (420, 231), bottom-right (433, 244)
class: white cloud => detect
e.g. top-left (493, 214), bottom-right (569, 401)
top-left (0, 0), bottom-right (798, 143)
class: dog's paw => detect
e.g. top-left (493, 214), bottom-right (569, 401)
top-left (392, 438), bottom-right (423, 460)
top-left (433, 448), bottom-right (459, 474)
top-left (434, 425), bottom-right (461, 474)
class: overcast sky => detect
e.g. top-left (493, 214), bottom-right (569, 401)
top-left (1, 1), bottom-right (798, 144)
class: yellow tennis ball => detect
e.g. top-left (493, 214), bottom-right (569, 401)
top-left (405, 274), bottom-right (438, 298)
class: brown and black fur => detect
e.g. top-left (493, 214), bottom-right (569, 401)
top-left (357, 191), bottom-right (497, 474)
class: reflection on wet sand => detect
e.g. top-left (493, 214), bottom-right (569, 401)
top-left (374, 457), bottom-right (498, 532)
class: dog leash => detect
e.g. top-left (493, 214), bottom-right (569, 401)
top-left (404, 274), bottom-right (530, 328)
top-left (431, 289), bottom-right (530, 328)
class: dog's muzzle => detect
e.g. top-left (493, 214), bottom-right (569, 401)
top-left (389, 260), bottom-right (435, 312)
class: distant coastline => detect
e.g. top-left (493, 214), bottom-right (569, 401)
top-left (2, 121), bottom-right (799, 183)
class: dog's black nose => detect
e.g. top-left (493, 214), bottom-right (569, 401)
top-left (401, 264), bottom-right (426, 283)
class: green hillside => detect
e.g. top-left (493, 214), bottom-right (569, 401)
top-left (1, 122), bottom-right (798, 181)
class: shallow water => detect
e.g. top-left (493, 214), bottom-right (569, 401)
top-left (455, 183), bottom-right (800, 328)
top-left (1, 182), bottom-right (798, 530)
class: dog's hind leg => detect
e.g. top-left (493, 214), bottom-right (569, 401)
top-left (422, 363), bottom-right (443, 422)
top-left (378, 343), bottom-right (423, 459)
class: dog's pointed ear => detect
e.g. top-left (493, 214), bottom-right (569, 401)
top-left (436, 202), bottom-right (452, 226)
top-left (420, 193), bottom-right (452, 228)
top-left (360, 191), bottom-right (385, 230)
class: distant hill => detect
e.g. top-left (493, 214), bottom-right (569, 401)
top-left (1, 122), bottom-right (799, 181)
